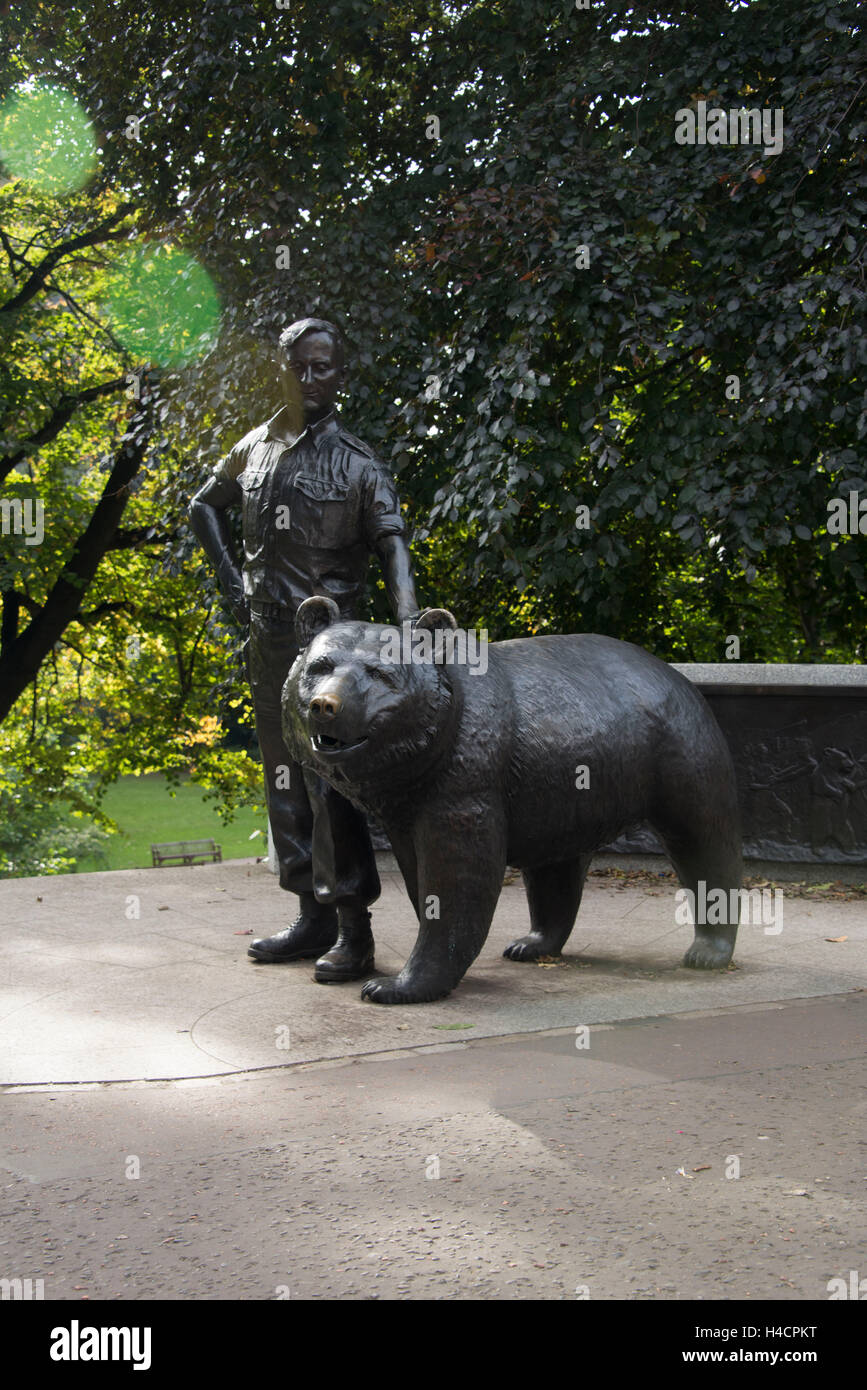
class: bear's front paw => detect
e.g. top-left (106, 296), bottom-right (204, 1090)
top-left (360, 973), bottom-right (451, 1005)
top-left (503, 934), bottom-right (558, 963)
top-left (682, 938), bottom-right (734, 970)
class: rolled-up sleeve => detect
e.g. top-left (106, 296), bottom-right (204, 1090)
top-left (207, 441), bottom-right (246, 505)
top-left (362, 462), bottom-right (407, 546)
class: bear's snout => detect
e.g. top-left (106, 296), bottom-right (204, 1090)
top-left (309, 691), bottom-right (342, 720)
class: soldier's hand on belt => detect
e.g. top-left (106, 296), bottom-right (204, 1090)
top-left (217, 556), bottom-right (250, 627)
top-left (231, 596), bottom-right (251, 628)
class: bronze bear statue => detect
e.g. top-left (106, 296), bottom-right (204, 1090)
top-left (281, 597), bottom-right (743, 1005)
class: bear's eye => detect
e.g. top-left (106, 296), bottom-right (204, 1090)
top-left (371, 666), bottom-right (400, 687)
top-left (306, 658), bottom-right (334, 677)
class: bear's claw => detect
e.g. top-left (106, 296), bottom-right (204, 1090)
top-left (682, 939), bottom-right (734, 970)
top-left (360, 974), bottom-right (451, 1005)
top-left (503, 934), bottom-right (557, 962)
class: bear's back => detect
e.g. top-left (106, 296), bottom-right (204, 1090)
top-left (474, 633), bottom-right (720, 863)
top-left (479, 632), bottom-right (709, 789)
top-left (488, 632), bottom-right (696, 722)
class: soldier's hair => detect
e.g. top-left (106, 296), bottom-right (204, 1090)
top-left (278, 318), bottom-right (345, 371)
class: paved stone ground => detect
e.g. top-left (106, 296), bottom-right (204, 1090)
top-left (0, 860), bottom-right (864, 1300)
top-left (0, 859), bottom-right (864, 1084)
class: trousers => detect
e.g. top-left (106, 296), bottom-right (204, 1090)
top-left (246, 610), bottom-right (380, 907)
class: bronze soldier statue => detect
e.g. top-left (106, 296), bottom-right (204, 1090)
top-left (189, 318), bottom-right (419, 980)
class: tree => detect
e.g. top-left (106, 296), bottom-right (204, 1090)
top-left (0, 180), bottom-right (261, 864)
top-left (0, 0), bottom-right (864, 862)
top-left (0, 181), bottom-right (150, 720)
top-left (39, 0), bottom-right (859, 660)
top-left (395, 0), bottom-right (867, 658)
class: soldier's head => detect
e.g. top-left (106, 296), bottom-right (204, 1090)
top-left (277, 318), bottom-right (345, 424)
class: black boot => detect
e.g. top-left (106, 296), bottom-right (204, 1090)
top-left (248, 893), bottom-right (338, 963)
top-left (313, 906), bottom-right (375, 983)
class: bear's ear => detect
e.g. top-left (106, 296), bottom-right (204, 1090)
top-left (414, 607), bottom-right (458, 632)
top-left (295, 594), bottom-right (341, 647)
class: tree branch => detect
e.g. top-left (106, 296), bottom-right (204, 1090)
top-left (0, 589), bottom-right (20, 658)
top-left (105, 525), bottom-right (176, 551)
top-left (72, 600), bottom-right (135, 627)
top-left (0, 223), bottom-right (27, 276)
top-left (0, 376), bottom-right (127, 483)
top-left (43, 279), bottom-right (130, 356)
top-left (0, 204), bottom-right (134, 316)
top-left (0, 395), bottom-right (156, 722)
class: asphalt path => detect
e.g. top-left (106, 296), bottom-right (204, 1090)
top-left (1, 861), bottom-right (864, 1301)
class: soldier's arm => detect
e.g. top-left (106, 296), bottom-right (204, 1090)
top-left (363, 460), bottom-right (420, 622)
top-left (189, 473), bottom-right (249, 625)
top-left (376, 533), bottom-right (419, 624)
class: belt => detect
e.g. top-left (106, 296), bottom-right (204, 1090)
top-left (250, 599), bottom-right (296, 621)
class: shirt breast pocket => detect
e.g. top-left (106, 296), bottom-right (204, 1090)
top-left (240, 464), bottom-right (270, 546)
top-left (291, 474), bottom-right (358, 550)
top-left (241, 462), bottom-right (270, 491)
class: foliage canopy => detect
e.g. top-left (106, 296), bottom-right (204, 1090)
top-left (0, 0), bottom-right (864, 868)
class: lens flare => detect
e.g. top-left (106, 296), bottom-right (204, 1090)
top-left (102, 243), bottom-right (221, 367)
top-left (0, 84), bottom-right (97, 195)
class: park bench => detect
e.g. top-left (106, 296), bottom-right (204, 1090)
top-left (151, 838), bottom-right (222, 868)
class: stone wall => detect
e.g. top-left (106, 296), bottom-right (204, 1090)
top-left (607, 665), bottom-right (867, 865)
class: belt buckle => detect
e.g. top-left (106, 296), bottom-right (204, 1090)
top-left (253, 599), bottom-right (294, 621)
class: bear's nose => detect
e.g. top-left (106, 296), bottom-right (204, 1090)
top-left (310, 692), bottom-right (341, 720)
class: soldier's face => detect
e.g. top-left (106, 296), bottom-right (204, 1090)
top-left (279, 332), bottom-right (343, 423)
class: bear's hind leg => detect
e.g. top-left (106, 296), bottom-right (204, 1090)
top-left (504, 855), bottom-right (591, 962)
top-left (659, 831), bottom-right (743, 970)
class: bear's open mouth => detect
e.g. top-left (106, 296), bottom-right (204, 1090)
top-left (311, 732), bottom-right (369, 758)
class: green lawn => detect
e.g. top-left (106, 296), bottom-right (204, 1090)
top-left (73, 772), bottom-right (267, 872)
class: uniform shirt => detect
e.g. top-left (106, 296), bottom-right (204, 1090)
top-left (205, 406), bottom-right (407, 615)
